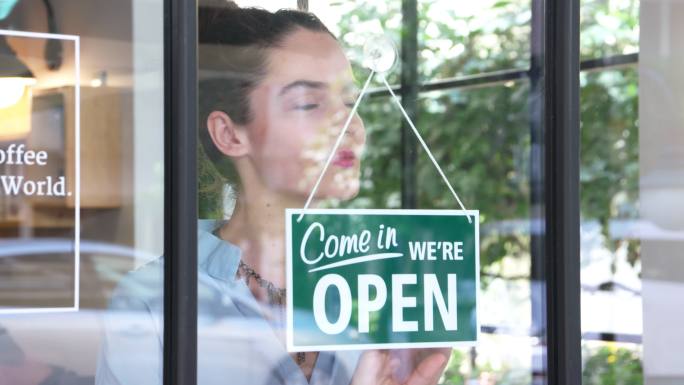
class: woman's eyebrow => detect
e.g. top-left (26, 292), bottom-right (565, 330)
top-left (279, 80), bottom-right (327, 96)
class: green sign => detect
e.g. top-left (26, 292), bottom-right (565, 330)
top-left (286, 209), bottom-right (479, 351)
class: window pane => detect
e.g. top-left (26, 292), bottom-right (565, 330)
top-left (318, 0), bottom-right (531, 84)
top-left (416, 0), bottom-right (531, 81)
top-left (580, 67), bottom-right (643, 383)
top-left (196, 0), bottom-right (543, 384)
top-left (581, 0), bottom-right (639, 60)
top-left (331, 1), bottom-right (403, 85)
top-left (0, 0), bottom-right (165, 384)
top-left (342, 85), bottom-right (537, 382)
top-left (416, 84), bottom-right (537, 382)
top-left (637, 1), bottom-right (684, 384)
top-left (582, 1), bottom-right (684, 384)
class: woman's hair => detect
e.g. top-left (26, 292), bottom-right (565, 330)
top-left (198, 4), bottom-right (334, 182)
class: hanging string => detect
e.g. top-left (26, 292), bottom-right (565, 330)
top-left (297, 70), bottom-right (472, 224)
top-left (297, 70), bottom-right (376, 222)
top-left (379, 74), bottom-right (472, 223)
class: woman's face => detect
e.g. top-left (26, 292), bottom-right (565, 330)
top-left (243, 28), bottom-right (366, 201)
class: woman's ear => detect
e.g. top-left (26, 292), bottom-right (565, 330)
top-left (206, 110), bottom-right (250, 157)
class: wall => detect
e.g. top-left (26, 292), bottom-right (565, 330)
top-left (640, 1), bottom-right (684, 384)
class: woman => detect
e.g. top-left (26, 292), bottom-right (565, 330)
top-left (97, 4), bottom-right (449, 385)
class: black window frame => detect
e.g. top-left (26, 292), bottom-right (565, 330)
top-left (161, 0), bottom-right (639, 384)
top-left (164, 0), bottom-right (198, 384)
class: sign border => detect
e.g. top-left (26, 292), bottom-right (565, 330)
top-left (286, 208), bottom-right (480, 352)
top-left (0, 29), bottom-right (80, 315)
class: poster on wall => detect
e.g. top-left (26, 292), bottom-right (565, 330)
top-left (0, 29), bottom-right (80, 314)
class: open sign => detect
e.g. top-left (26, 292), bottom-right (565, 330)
top-left (286, 209), bottom-right (480, 351)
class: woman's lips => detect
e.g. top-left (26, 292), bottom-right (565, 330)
top-left (332, 149), bottom-right (357, 168)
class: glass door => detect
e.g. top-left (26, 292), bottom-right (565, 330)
top-left (579, 1), bottom-right (684, 385)
top-left (4, 1), bottom-right (680, 385)
top-left (0, 0), bottom-right (165, 383)
top-left (194, 1), bottom-right (547, 384)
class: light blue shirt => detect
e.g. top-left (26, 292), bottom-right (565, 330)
top-left (95, 220), bottom-right (361, 385)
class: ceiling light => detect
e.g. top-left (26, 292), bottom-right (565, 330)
top-left (0, 34), bottom-right (36, 108)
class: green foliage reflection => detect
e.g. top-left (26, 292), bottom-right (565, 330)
top-left (582, 346), bottom-right (643, 385)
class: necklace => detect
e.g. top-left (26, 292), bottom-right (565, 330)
top-left (236, 260), bottom-right (306, 365)
top-left (214, 228), bottom-right (308, 365)
top-left (237, 260), bottom-right (286, 305)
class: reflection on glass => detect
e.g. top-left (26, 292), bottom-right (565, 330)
top-left (416, 0), bottom-right (531, 81)
top-left (0, 0), bottom-right (164, 384)
top-left (415, 85), bottom-right (535, 383)
top-left (582, 341), bottom-right (643, 385)
top-left (580, 67), bottom-right (642, 383)
top-left (197, 0), bottom-right (542, 381)
top-left (0, 35), bottom-right (78, 310)
top-left (196, 5), bottom-right (418, 384)
top-left (315, 0), bottom-right (403, 85)
top-left (581, 0), bottom-right (639, 61)
top-left (322, 0), bottom-right (532, 83)
top-left (581, 2), bottom-right (684, 384)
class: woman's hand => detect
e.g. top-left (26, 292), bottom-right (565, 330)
top-left (351, 348), bottom-right (451, 385)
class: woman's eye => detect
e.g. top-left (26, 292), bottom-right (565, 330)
top-left (295, 103), bottom-right (319, 111)
top-left (344, 102), bottom-right (355, 108)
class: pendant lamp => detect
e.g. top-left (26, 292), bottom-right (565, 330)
top-left (0, 33), bottom-right (36, 108)
top-left (0, 33), bottom-right (35, 141)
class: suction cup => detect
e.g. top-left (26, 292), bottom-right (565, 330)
top-left (362, 35), bottom-right (397, 74)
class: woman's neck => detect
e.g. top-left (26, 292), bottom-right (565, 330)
top-left (218, 184), bottom-right (306, 287)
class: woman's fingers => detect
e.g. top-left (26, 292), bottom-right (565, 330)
top-left (351, 350), bottom-right (394, 385)
top-left (351, 348), bottom-right (451, 385)
top-left (404, 350), bottom-right (450, 385)
top-left (389, 347), bottom-right (451, 384)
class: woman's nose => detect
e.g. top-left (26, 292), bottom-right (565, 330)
top-left (347, 113), bottom-right (366, 143)
top-left (334, 104), bottom-right (366, 140)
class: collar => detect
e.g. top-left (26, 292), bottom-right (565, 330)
top-left (197, 219), bottom-right (241, 283)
